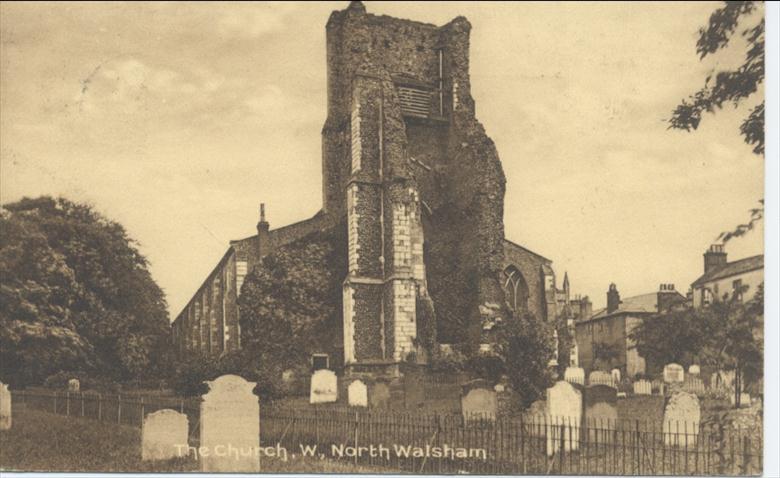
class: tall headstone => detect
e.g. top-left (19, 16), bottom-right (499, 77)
top-left (0, 382), bottom-right (10, 430)
top-left (142, 409), bottom-right (188, 461)
top-left (546, 381), bottom-right (582, 455)
top-left (663, 391), bottom-right (700, 447)
top-left (610, 368), bottom-right (621, 384)
top-left (663, 363), bottom-right (685, 383)
top-left (633, 380), bottom-right (652, 395)
top-left (461, 387), bottom-right (497, 422)
top-left (67, 379), bottom-right (80, 392)
top-left (200, 375), bottom-right (259, 472)
top-left (564, 367), bottom-right (585, 385)
top-left (348, 380), bottom-right (368, 407)
top-left (588, 370), bottom-right (614, 387)
top-left (584, 385), bottom-right (618, 443)
top-left (309, 369), bottom-right (338, 404)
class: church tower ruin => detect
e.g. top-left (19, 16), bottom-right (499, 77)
top-left (325, 2), bottom-right (508, 375)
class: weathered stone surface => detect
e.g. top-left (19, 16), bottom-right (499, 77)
top-left (309, 369), bottom-right (338, 404)
top-left (663, 391), bottom-right (700, 447)
top-left (585, 402), bottom-right (618, 444)
top-left (663, 363), bottom-right (685, 383)
top-left (588, 370), bottom-right (614, 387)
top-left (348, 380), bottom-right (368, 407)
top-left (0, 382), bottom-right (10, 430)
top-left (688, 364), bottom-right (701, 375)
top-left (67, 379), bottom-right (80, 392)
top-left (369, 382), bottom-right (391, 408)
top-left (200, 375), bottom-right (259, 472)
top-left (633, 380), bottom-right (652, 395)
top-left (461, 387), bottom-right (497, 421)
top-left (564, 367), bottom-right (585, 385)
top-left (142, 409), bottom-right (188, 461)
top-left (585, 384), bottom-right (617, 406)
top-left (546, 381), bottom-right (581, 455)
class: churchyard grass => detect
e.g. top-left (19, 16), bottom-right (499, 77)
top-left (0, 406), bottom-right (376, 473)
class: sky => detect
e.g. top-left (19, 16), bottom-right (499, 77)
top-left (0, 1), bottom-right (765, 317)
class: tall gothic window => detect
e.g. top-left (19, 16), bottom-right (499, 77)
top-left (503, 266), bottom-right (529, 313)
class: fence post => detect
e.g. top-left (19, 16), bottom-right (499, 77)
top-left (117, 394), bottom-right (122, 425)
top-left (66, 392), bottom-right (70, 416)
top-left (179, 399), bottom-right (184, 414)
top-left (98, 394), bottom-right (102, 421)
top-left (140, 396), bottom-right (145, 427)
top-left (53, 392), bottom-right (57, 414)
top-left (81, 392), bottom-right (85, 417)
top-left (742, 435), bottom-right (750, 474)
top-left (559, 422), bottom-right (566, 473)
top-left (354, 411), bottom-right (359, 466)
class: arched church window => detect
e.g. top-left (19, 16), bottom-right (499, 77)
top-left (503, 266), bottom-right (529, 313)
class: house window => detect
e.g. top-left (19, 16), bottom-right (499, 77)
top-left (732, 279), bottom-right (744, 301)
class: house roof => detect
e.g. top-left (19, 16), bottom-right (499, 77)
top-left (580, 290), bottom-right (686, 324)
top-left (691, 254), bottom-right (764, 288)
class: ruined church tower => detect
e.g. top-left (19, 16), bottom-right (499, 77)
top-left (324, 2), bottom-right (508, 375)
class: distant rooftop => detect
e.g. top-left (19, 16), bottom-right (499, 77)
top-left (581, 290), bottom-right (686, 323)
top-left (692, 254), bottom-right (764, 288)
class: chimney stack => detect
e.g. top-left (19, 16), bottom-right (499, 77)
top-left (607, 283), bottom-right (620, 313)
top-left (580, 295), bottom-right (593, 320)
top-left (257, 203), bottom-right (270, 258)
top-left (657, 283), bottom-right (678, 313)
top-left (703, 244), bottom-right (727, 274)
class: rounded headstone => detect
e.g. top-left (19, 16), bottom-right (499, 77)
top-left (142, 409), bottom-right (188, 461)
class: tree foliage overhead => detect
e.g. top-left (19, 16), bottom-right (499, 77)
top-left (670, 0), bottom-right (765, 155)
top-left (0, 196), bottom-right (170, 386)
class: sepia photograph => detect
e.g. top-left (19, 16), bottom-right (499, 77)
top-left (0, 1), bottom-right (776, 476)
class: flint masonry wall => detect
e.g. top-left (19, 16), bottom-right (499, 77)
top-left (327, 3), bottom-right (507, 352)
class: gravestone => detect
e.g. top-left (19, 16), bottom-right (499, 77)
top-left (200, 375), bottom-right (259, 472)
top-left (564, 367), bottom-right (585, 385)
top-left (610, 368), bottom-right (621, 383)
top-left (730, 392), bottom-right (751, 408)
top-left (546, 381), bottom-right (582, 455)
top-left (663, 363), bottom-right (685, 383)
top-left (652, 379), bottom-right (666, 395)
top-left (710, 370), bottom-right (736, 390)
top-left (588, 370), bottom-right (614, 387)
top-left (0, 382), bottom-right (10, 430)
top-left (369, 382), bottom-right (390, 408)
top-left (461, 387), bottom-right (497, 422)
top-left (633, 380), bottom-right (652, 395)
top-left (688, 364), bottom-right (701, 376)
top-left (663, 391), bottom-right (700, 447)
top-left (584, 385), bottom-right (618, 443)
top-left (309, 369), bottom-right (338, 404)
top-left (142, 409), bottom-right (188, 461)
top-left (404, 371), bottom-right (425, 409)
top-left (68, 379), bottom-right (80, 392)
top-left (348, 380), bottom-right (368, 407)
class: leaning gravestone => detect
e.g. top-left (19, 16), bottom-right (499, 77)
top-left (68, 379), bottom-right (80, 392)
top-left (663, 391), bottom-right (700, 447)
top-left (546, 381), bottom-right (582, 455)
top-left (589, 370), bottom-right (614, 387)
top-left (309, 369), bottom-right (338, 404)
top-left (584, 384), bottom-right (618, 443)
top-left (348, 380), bottom-right (368, 407)
top-left (461, 386), bottom-right (497, 422)
top-left (564, 367), bottom-right (585, 385)
top-left (0, 382), bottom-right (10, 430)
top-left (200, 375), bottom-right (259, 472)
top-left (663, 363), bottom-right (685, 383)
top-left (142, 409), bottom-right (188, 461)
top-left (633, 380), bottom-right (652, 395)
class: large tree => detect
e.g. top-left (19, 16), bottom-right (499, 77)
top-left (0, 196), bottom-right (170, 386)
top-left (670, 1), bottom-right (765, 242)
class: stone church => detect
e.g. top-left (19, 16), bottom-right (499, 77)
top-left (171, 2), bottom-right (578, 376)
